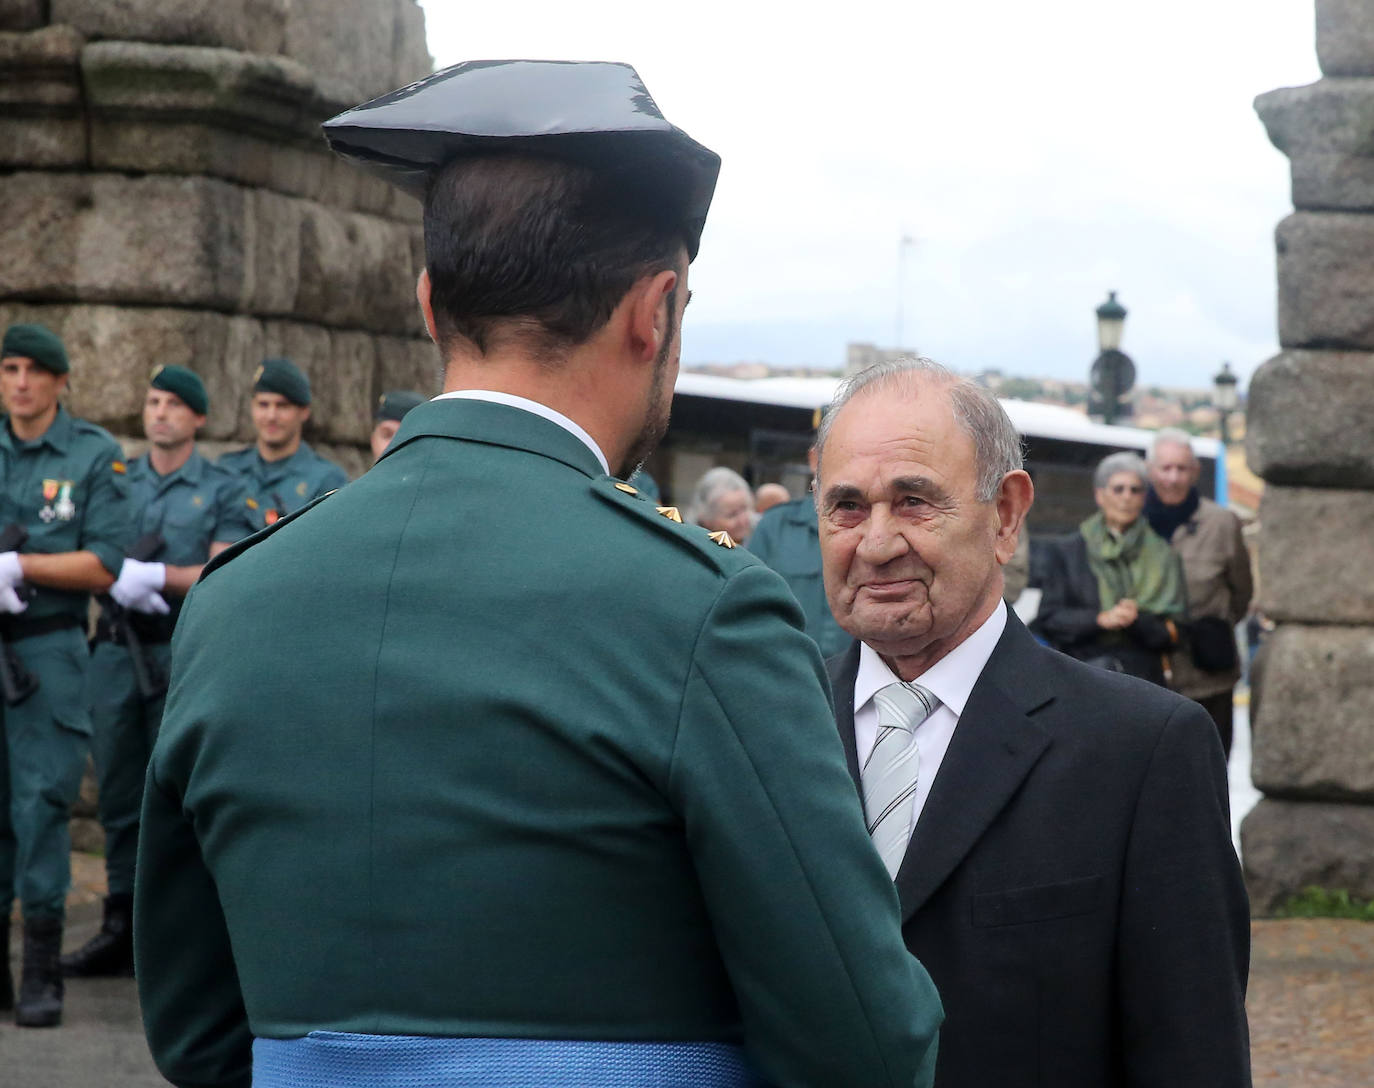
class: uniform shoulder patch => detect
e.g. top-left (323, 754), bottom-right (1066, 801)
top-left (199, 490), bottom-right (335, 583)
top-left (590, 478), bottom-right (759, 576)
top-left (111, 460), bottom-right (126, 474)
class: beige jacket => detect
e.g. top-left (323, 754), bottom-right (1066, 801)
top-left (1166, 497), bottom-right (1254, 699)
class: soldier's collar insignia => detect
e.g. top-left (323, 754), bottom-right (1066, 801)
top-left (707, 530), bottom-right (737, 549)
top-left (656, 505), bottom-right (682, 523)
top-left (613, 481), bottom-right (638, 495)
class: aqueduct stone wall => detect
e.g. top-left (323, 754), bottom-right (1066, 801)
top-left (0, 0), bottom-right (438, 476)
top-left (1244, 0), bottom-right (1374, 912)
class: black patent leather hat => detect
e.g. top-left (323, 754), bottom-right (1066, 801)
top-left (323, 59), bottom-right (721, 259)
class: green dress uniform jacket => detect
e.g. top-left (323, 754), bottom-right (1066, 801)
top-left (748, 497), bottom-right (852, 660)
top-left (216, 442), bottom-right (347, 529)
top-left (0, 406), bottom-right (134, 917)
top-left (89, 450), bottom-right (256, 897)
top-left (137, 399), bottom-right (942, 1088)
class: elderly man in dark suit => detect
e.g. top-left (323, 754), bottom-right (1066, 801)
top-left (818, 357), bottom-right (1251, 1087)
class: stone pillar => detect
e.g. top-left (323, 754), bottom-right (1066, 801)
top-left (1243, 0), bottom-right (1374, 914)
top-left (0, 0), bottom-right (438, 476)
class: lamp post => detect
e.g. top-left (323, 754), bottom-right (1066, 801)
top-left (1090, 291), bottom-right (1135, 425)
top-left (1213, 361), bottom-right (1239, 445)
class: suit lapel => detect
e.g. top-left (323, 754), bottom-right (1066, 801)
top-left (891, 614), bottom-right (1057, 921)
top-left (826, 643), bottom-right (864, 799)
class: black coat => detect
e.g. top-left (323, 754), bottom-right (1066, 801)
top-left (827, 613), bottom-right (1251, 1088)
top-left (1032, 531), bottom-right (1177, 685)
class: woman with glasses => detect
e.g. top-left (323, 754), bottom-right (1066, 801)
top-left (1033, 451), bottom-right (1187, 685)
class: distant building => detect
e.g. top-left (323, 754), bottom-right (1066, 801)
top-left (845, 342), bottom-right (910, 375)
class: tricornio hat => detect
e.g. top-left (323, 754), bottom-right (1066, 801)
top-left (150, 364), bottom-right (208, 415)
top-left (253, 357), bottom-right (311, 407)
top-left (321, 59), bottom-right (721, 260)
top-left (375, 390), bottom-right (425, 423)
top-left (1, 323), bottom-right (69, 375)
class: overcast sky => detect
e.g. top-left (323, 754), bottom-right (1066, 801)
top-left (419, 1), bottom-right (1321, 390)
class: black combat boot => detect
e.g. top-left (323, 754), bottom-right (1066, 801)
top-left (1, 920), bottom-right (12, 1011)
top-left (60, 893), bottom-right (134, 978)
top-left (15, 914), bottom-right (63, 1027)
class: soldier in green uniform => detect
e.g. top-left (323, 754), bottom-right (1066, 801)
top-left (0, 323), bottom-right (133, 1027)
top-left (136, 60), bottom-right (941, 1088)
top-left (60, 365), bottom-right (254, 981)
top-left (217, 358), bottom-right (348, 526)
top-left (369, 390), bottom-right (426, 462)
top-left (749, 444), bottom-right (852, 659)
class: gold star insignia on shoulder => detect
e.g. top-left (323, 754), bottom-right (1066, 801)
top-left (614, 482), bottom-right (638, 495)
top-left (708, 530), bottom-right (737, 549)
top-left (656, 505), bottom-right (682, 522)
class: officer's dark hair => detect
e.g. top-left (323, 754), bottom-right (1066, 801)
top-left (423, 153), bottom-right (687, 359)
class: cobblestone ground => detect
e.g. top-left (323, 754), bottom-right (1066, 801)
top-left (4, 853), bottom-right (1373, 1085)
top-left (1250, 919), bottom-right (1374, 1087)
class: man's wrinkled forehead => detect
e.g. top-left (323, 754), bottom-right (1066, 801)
top-left (822, 376), bottom-right (965, 471)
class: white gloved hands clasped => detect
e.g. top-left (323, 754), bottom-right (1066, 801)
top-left (0, 551), bottom-right (26, 614)
top-left (111, 558), bottom-right (169, 615)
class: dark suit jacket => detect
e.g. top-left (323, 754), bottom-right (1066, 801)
top-left (828, 612), bottom-right (1251, 1087)
top-left (1032, 532), bottom-right (1178, 686)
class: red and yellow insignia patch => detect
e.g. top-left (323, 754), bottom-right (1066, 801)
top-left (112, 460), bottom-right (126, 474)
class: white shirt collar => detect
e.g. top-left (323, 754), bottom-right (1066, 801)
top-left (854, 600), bottom-right (1008, 718)
top-left (432, 390), bottom-right (610, 475)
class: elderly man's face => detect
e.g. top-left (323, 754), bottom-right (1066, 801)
top-left (817, 381), bottom-right (1010, 669)
top-left (1148, 441), bottom-right (1199, 506)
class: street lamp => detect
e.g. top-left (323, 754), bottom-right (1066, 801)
top-left (1089, 291), bottom-right (1135, 426)
top-left (1213, 361), bottom-right (1239, 444)
top-left (1096, 290), bottom-right (1127, 351)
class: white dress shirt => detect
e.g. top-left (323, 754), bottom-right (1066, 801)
top-left (853, 600), bottom-right (1008, 835)
top-left (432, 390), bottom-right (610, 475)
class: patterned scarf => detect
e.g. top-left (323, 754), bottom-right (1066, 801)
top-left (1079, 512), bottom-right (1187, 617)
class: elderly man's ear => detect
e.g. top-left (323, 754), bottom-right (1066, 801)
top-left (993, 470), bottom-right (1034, 565)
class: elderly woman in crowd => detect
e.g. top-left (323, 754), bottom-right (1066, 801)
top-left (1033, 451), bottom-right (1186, 686)
top-left (687, 466), bottom-right (756, 547)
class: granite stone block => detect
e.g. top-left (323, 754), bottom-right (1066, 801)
top-left (1246, 349), bottom-right (1374, 488)
top-left (1242, 798), bottom-right (1374, 914)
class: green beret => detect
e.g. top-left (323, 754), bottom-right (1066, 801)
top-left (253, 357), bottom-right (311, 406)
top-left (375, 390), bottom-right (425, 423)
top-left (150, 364), bottom-right (209, 415)
top-left (2, 323), bottom-right (69, 375)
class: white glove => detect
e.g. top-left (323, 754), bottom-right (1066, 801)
top-left (111, 558), bottom-right (169, 614)
top-left (0, 552), bottom-right (26, 614)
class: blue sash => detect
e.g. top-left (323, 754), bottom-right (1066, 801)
top-left (252, 1032), bottom-right (767, 1087)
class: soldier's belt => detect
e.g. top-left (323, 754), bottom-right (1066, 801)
top-left (0, 614), bottom-right (81, 641)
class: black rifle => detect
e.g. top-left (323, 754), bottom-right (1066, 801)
top-left (100, 531), bottom-right (168, 701)
top-left (0, 523), bottom-right (39, 707)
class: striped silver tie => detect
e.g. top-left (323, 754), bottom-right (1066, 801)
top-left (862, 681), bottom-right (939, 879)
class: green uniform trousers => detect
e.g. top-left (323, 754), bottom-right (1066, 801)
top-left (88, 639), bottom-right (169, 897)
top-left (0, 626), bottom-right (92, 920)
